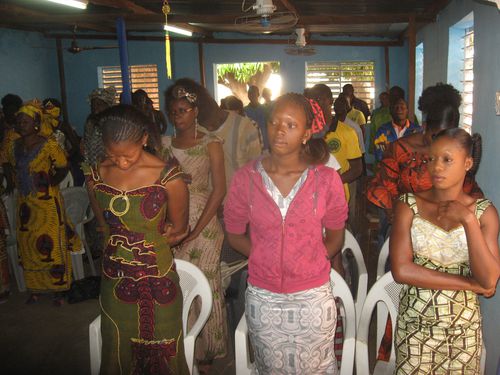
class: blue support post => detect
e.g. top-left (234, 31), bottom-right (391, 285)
top-left (116, 17), bottom-right (131, 105)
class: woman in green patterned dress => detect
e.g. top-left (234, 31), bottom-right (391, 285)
top-left (163, 84), bottom-right (228, 372)
top-left (84, 105), bottom-right (190, 374)
top-left (391, 127), bottom-right (499, 374)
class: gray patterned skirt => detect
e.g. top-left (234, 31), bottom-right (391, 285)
top-left (245, 282), bottom-right (338, 374)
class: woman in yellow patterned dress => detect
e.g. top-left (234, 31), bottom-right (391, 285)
top-left (391, 128), bottom-right (499, 374)
top-left (163, 84), bottom-right (228, 371)
top-left (7, 100), bottom-right (80, 305)
top-left (85, 105), bottom-right (190, 374)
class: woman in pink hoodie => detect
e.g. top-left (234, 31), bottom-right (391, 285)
top-left (224, 93), bottom-right (348, 374)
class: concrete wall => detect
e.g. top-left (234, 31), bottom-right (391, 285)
top-left (0, 29), bottom-right (59, 103)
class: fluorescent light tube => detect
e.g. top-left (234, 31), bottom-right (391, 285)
top-left (46, 0), bottom-right (88, 9)
top-left (164, 24), bottom-right (193, 37)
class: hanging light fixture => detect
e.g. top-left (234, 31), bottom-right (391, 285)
top-left (46, 0), bottom-right (88, 9)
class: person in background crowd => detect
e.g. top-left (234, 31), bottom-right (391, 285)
top-left (261, 87), bottom-right (272, 105)
top-left (83, 86), bottom-right (116, 167)
top-left (373, 98), bottom-right (421, 162)
top-left (220, 95), bottom-right (245, 117)
top-left (0, 94), bottom-right (23, 304)
top-left (392, 128), bottom-right (499, 373)
top-left (244, 85), bottom-right (268, 150)
top-left (42, 98), bottom-right (85, 185)
top-left (308, 85), bottom-right (361, 276)
top-left (166, 78), bottom-right (262, 192)
top-left (7, 100), bottom-right (80, 306)
top-left (163, 84), bottom-right (228, 372)
top-left (368, 91), bottom-right (391, 157)
top-left (131, 89), bottom-right (164, 150)
top-left (225, 93), bottom-right (348, 374)
top-left (343, 83), bottom-right (371, 121)
top-left (83, 104), bottom-right (190, 374)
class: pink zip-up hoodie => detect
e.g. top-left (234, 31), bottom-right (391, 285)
top-left (224, 160), bottom-right (348, 294)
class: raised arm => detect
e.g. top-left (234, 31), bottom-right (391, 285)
top-left (390, 200), bottom-right (489, 294)
top-left (183, 140), bottom-right (226, 243)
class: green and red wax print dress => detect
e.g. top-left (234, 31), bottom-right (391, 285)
top-left (84, 164), bottom-right (189, 375)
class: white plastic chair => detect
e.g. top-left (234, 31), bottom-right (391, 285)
top-left (356, 271), bottom-right (486, 374)
top-left (60, 187), bottom-right (96, 280)
top-left (355, 271), bottom-right (402, 375)
top-left (59, 171), bottom-right (74, 189)
top-left (89, 259), bottom-right (213, 375)
top-left (375, 237), bottom-right (391, 346)
top-left (235, 269), bottom-right (356, 375)
top-left (342, 229), bottom-right (368, 325)
top-left (2, 190), bottom-right (26, 292)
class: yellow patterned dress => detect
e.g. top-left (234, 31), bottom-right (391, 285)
top-left (161, 134), bottom-right (228, 363)
top-left (7, 138), bottom-right (79, 292)
top-left (84, 162), bottom-right (189, 375)
top-left (394, 193), bottom-right (489, 374)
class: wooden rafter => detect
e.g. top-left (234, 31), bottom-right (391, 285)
top-left (89, 0), bottom-right (155, 15)
top-left (0, 4), bottom-right (114, 32)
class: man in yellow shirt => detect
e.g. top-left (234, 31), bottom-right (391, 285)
top-left (310, 85), bottom-right (362, 201)
top-left (310, 84), bottom-right (362, 276)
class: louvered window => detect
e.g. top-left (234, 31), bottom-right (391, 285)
top-left (98, 64), bottom-right (160, 109)
top-left (461, 28), bottom-right (474, 132)
top-left (305, 61), bottom-right (375, 110)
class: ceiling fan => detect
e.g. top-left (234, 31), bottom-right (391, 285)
top-left (285, 28), bottom-right (316, 56)
top-left (234, 0), bottom-right (298, 33)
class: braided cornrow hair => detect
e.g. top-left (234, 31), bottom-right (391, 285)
top-left (99, 105), bottom-right (151, 152)
top-left (272, 93), bottom-right (329, 165)
top-left (433, 128), bottom-right (482, 176)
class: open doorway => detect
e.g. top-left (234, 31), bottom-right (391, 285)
top-left (215, 61), bottom-right (281, 105)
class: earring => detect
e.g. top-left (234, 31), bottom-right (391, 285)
top-left (173, 126), bottom-right (177, 138)
top-left (302, 139), bottom-right (307, 145)
top-left (34, 126), bottom-right (40, 131)
top-left (195, 118), bottom-right (199, 140)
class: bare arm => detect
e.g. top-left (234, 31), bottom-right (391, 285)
top-left (227, 232), bottom-right (251, 257)
top-left (164, 176), bottom-right (190, 246)
top-left (85, 180), bottom-right (107, 231)
top-left (390, 200), bottom-right (488, 294)
top-left (341, 157), bottom-right (362, 184)
top-left (183, 141), bottom-right (226, 243)
top-left (324, 227), bottom-right (345, 260)
top-left (460, 205), bottom-right (500, 290)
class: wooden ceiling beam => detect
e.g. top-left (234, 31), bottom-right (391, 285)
top-left (0, 4), bottom-right (114, 32)
top-left (46, 33), bottom-right (403, 46)
top-left (3, 12), bottom-right (435, 26)
top-left (89, 0), bottom-right (155, 15)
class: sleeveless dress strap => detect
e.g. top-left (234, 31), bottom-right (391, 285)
top-left (475, 198), bottom-right (491, 220)
top-left (399, 192), bottom-right (419, 215)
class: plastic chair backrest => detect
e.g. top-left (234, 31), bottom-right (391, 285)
top-left (59, 171), bottom-right (74, 189)
top-left (330, 268), bottom-right (356, 375)
top-left (355, 272), bottom-right (402, 375)
top-left (342, 229), bottom-right (368, 325)
top-left (235, 269), bottom-right (356, 375)
top-left (376, 237), bottom-right (390, 281)
top-left (60, 187), bottom-right (89, 232)
top-left (175, 259), bottom-right (214, 374)
top-left (89, 260), bottom-right (212, 375)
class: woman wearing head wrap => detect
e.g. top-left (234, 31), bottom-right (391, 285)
top-left (5, 100), bottom-right (81, 305)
